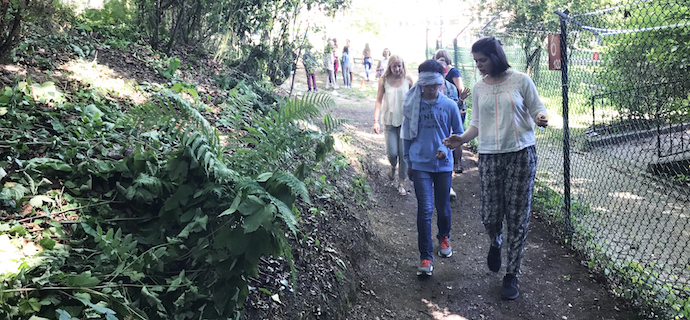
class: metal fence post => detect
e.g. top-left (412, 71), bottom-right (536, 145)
top-left (557, 9), bottom-right (574, 239)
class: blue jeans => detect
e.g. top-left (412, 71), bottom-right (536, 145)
top-left (384, 125), bottom-right (406, 179)
top-left (412, 170), bottom-right (453, 261)
top-left (364, 57), bottom-right (373, 79)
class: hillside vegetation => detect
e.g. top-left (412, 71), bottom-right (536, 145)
top-left (0, 1), bottom-right (368, 319)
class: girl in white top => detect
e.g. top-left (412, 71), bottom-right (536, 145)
top-left (376, 48), bottom-right (391, 79)
top-left (373, 55), bottom-right (414, 195)
top-left (444, 36), bottom-right (548, 300)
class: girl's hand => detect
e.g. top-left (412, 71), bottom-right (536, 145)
top-left (373, 121), bottom-right (380, 134)
top-left (459, 87), bottom-right (470, 100)
top-left (436, 150), bottom-right (446, 160)
top-left (443, 135), bottom-right (464, 149)
top-left (535, 112), bottom-right (549, 128)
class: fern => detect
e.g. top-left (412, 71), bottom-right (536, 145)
top-left (268, 170), bottom-right (310, 204)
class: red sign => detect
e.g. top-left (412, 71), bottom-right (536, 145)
top-left (593, 52), bottom-right (599, 60)
top-left (548, 34), bottom-right (561, 70)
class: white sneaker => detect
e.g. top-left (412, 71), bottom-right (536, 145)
top-left (449, 187), bottom-right (457, 201)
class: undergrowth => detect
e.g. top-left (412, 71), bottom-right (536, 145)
top-left (0, 32), bottom-right (343, 319)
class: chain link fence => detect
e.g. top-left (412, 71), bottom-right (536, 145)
top-left (442, 1), bottom-right (690, 317)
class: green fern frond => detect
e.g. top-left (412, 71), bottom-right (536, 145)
top-left (268, 171), bottom-right (310, 204)
top-left (266, 193), bottom-right (298, 235)
top-left (234, 176), bottom-right (269, 197)
top-left (278, 93), bottom-right (335, 124)
top-left (134, 173), bottom-right (164, 194)
top-left (321, 114), bottom-right (346, 133)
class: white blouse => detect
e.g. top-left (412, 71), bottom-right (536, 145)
top-left (381, 78), bottom-right (410, 127)
top-left (469, 70), bottom-right (547, 154)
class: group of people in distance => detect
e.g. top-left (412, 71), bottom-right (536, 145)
top-left (302, 39), bottom-right (392, 92)
top-left (372, 36), bottom-right (549, 300)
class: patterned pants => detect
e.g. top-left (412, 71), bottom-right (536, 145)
top-left (478, 146), bottom-right (537, 275)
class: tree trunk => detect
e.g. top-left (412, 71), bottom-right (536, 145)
top-left (0, 0), bottom-right (21, 57)
top-left (165, 0), bottom-right (186, 55)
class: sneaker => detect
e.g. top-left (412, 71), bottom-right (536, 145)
top-left (487, 245), bottom-right (501, 272)
top-left (501, 274), bottom-right (520, 300)
top-left (454, 162), bottom-right (463, 173)
top-left (449, 187), bottom-right (457, 201)
top-left (439, 236), bottom-right (452, 257)
top-left (417, 259), bottom-right (433, 276)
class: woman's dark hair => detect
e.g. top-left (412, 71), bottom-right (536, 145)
top-left (471, 36), bottom-right (511, 76)
top-left (418, 59), bottom-right (444, 74)
top-left (343, 46), bottom-right (349, 54)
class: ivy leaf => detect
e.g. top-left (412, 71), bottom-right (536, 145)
top-left (237, 195), bottom-right (264, 216)
top-left (18, 298), bottom-right (41, 314)
top-left (29, 195), bottom-right (55, 208)
top-left (0, 182), bottom-right (29, 201)
top-left (243, 204), bottom-right (275, 233)
top-left (64, 271), bottom-right (100, 287)
top-left (219, 191), bottom-right (242, 217)
top-left (56, 309), bottom-right (78, 320)
top-left (39, 237), bottom-right (56, 250)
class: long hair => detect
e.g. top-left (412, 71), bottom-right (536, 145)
top-left (382, 55), bottom-right (407, 78)
top-left (434, 49), bottom-right (453, 66)
top-left (471, 36), bottom-right (511, 76)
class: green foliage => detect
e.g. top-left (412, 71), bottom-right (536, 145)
top-left (596, 0), bottom-right (690, 117)
top-left (0, 69), bottom-right (339, 318)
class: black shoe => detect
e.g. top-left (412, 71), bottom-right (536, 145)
top-left (454, 162), bottom-right (463, 173)
top-left (487, 246), bottom-right (501, 272)
top-left (501, 274), bottom-right (519, 300)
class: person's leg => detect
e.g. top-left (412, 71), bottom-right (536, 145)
top-left (413, 170), bottom-right (434, 262)
top-left (392, 126), bottom-right (406, 182)
top-left (364, 58), bottom-right (372, 79)
top-left (433, 171), bottom-right (453, 239)
top-left (479, 152), bottom-right (507, 271)
top-left (328, 70), bottom-right (338, 88)
top-left (344, 66), bottom-right (351, 87)
top-left (503, 146), bottom-right (537, 276)
top-left (306, 71), bottom-right (313, 90)
top-left (384, 125), bottom-right (398, 180)
top-left (310, 73), bottom-right (317, 91)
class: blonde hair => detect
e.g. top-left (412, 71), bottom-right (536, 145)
top-left (382, 55), bottom-right (406, 78)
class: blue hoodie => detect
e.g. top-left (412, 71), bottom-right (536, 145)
top-left (403, 93), bottom-right (463, 173)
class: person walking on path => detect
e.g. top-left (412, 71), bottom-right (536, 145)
top-left (341, 46), bottom-right (352, 88)
top-left (302, 44), bottom-right (318, 92)
top-left (363, 43), bottom-right (373, 81)
top-left (402, 59), bottom-right (463, 276)
top-left (435, 58), bottom-right (469, 201)
top-left (324, 40), bottom-right (338, 90)
top-left (435, 49), bottom-right (470, 174)
top-left (443, 36), bottom-right (549, 300)
top-left (346, 39), bottom-right (355, 84)
top-left (373, 55), bottom-right (414, 196)
top-left (376, 48), bottom-right (391, 79)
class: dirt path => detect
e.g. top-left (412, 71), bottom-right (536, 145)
top-left (282, 65), bottom-right (638, 319)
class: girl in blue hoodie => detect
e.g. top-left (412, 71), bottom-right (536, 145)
top-left (402, 59), bottom-right (463, 276)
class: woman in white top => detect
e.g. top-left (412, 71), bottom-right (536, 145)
top-left (376, 48), bottom-right (391, 79)
top-left (373, 54), bottom-right (414, 195)
top-left (443, 36), bottom-right (548, 300)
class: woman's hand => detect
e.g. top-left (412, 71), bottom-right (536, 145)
top-left (458, 87), bottom-right (470, 100)
top-left (373, 120), bottom-right (380, 134)
top-left (443, 134), bottom-right (464, 149)
top-left (535, 112), bottom-right (549, 128)
top-left (436, 150), bottom-right (446, 160)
